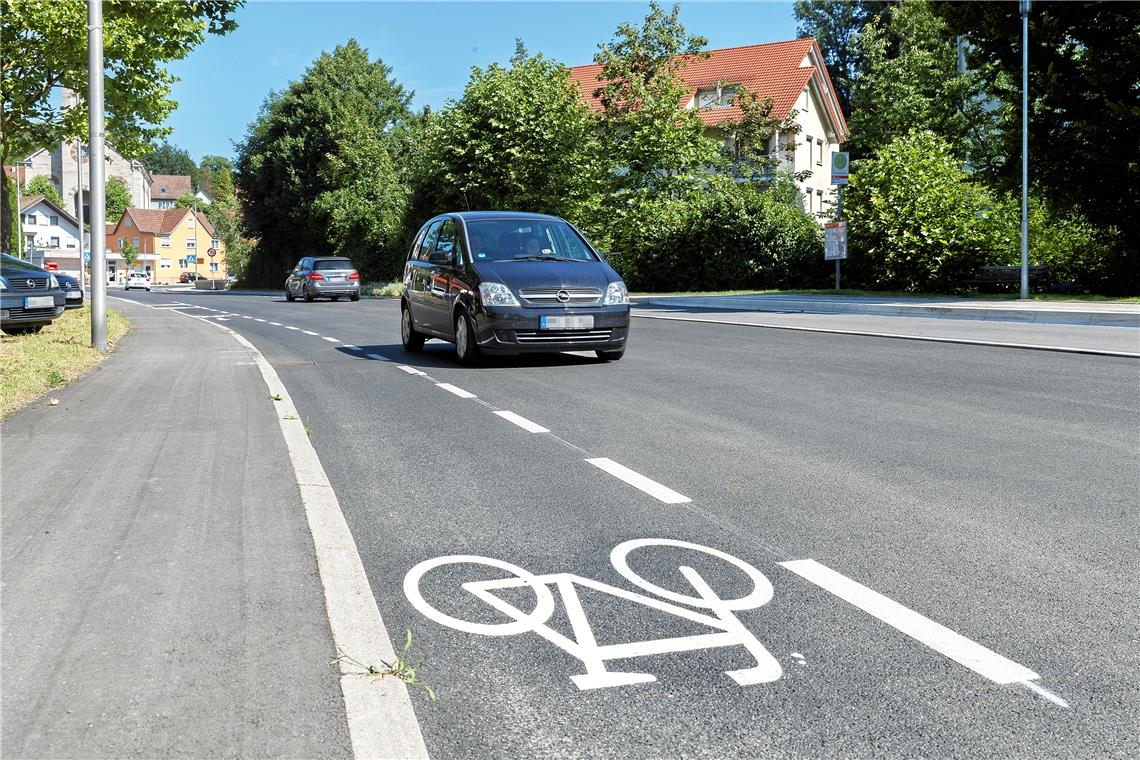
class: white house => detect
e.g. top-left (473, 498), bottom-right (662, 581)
top-left (20, 196), bottom-right (84, 277)
top-left (570, 37), bottom-right (849, 220)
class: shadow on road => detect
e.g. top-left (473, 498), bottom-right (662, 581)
top-left (336, 343), bottom-right (605, 370)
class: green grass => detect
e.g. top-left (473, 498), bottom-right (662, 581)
top-left (1, 305), bottom-right (131, 418)
top-left (633, 288), bottom-right (1140, 303)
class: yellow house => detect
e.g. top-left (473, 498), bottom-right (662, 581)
top-left (105, 208), bottom-right (227, 284)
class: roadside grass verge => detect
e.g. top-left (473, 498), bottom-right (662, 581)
top-left (632, 288), bottom-right (1140, 303)
top-left (1, 306), bottom-right (131, 419)
top-left (364, 281), bottom-right (404, 298)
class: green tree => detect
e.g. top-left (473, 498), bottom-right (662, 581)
top-left (235, 40), bottom-right (412, 286)
top-left (848, 0), bottom-right (1001, 170)
top-left (25, 175), bottom-right (64, 207)
top-left (720, 87), bottom-right (803, 182)
top-left (3, 174), bottom-right (17, 255)
top-left (844, 130), bottom-right (1005, 292)
top-left (794, 0), bottom-right (891, 116)
top-left (105, 178), bottom-right (132, 222)
top-left (119, 238), bottom-right (139, 272)
top-left (174, 192), bottom-right (206, 212)
top-left (197, 154), bottom-right (234, 198)
top-left (591, 3), bottom-right (721, 195)
top-left (423, 47), bottom-right (603, 221)
top-left (142, 142), bottom-right (199, 187)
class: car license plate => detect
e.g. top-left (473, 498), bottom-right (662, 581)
top-left (25, 296), bottom-right (54, 308)
top-left (540, 315), bottom-right (594, 330)
top-left (327, 275), bottom-right (343, 282)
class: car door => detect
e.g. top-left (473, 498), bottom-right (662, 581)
top-left (290, 258), bottom-right (311, 296)
top-left (406, 220), bottom-right (443, 334)
top-left (423, 218), bottom-right (462, 334)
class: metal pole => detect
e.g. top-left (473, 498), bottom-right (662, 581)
top-left (76, 140), bottom-right (85, 289)
top-left (88, 0), bottom-right (107, 351)
top-left (835, 185), bottom-right (843, 290)
top-left (1020, 0), bottom-right (1030, 299)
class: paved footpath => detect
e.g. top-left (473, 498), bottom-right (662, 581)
top-left (1, 304), bottom-right (354, 758)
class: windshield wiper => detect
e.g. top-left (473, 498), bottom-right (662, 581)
top-left (512, 255), bottom-right (580, 262)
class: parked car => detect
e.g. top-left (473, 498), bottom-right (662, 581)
top-left (179, 271), bottom-right (209, 283)
top-left (55, 272), bottom-right (84, 310)
top-left (285, 257), bottom-right (361, 302)
top-left (0, 252), bottom-right (66, 334)
top-left (400, 211), bottom-right (630, 364)
top-left (125, 271), bottom-right (151, 291)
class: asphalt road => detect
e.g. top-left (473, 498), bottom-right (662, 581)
top-left (115, 289), bottom-right (1140, 759)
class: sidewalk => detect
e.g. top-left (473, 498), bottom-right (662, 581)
top-left (1, 304), bottom-right (352, 758)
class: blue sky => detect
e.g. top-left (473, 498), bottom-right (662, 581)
top-left (163, 1), bottom-right (799, 163)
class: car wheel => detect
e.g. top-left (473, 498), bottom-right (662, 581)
top-left (596, 348), bottom-right (625, 361)
top-left (303, 285), bottom-right (314, 303)
top-left (454, 310), bottom-right (481, 365)
top-left (349, 293), bottom-right (360, 302)
top-left (285, 288), bottom-right (294, 302)
top-left (401, 303), bottom-right (425, 352)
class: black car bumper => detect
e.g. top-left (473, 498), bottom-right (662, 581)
top-left (1, 292), bottom-right (66, 326)
top-left (472, 305), bottom-right (630, 353)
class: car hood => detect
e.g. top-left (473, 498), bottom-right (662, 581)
top-left (475, 260), bottom-right (617, 292)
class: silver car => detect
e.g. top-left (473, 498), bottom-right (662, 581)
top-left (285, 257), bottom-right (361, 302)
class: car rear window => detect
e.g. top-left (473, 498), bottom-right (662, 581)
top-left (314, 259), bottom-right (354, 271)
top-left (465, 220), bottom-right (597, 263)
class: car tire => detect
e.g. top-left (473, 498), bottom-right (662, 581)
top-left (401, 303), bottom-right (425, 352)
top-left (596, 348), bottom-right (625, 361)
top-left (285, 288), bottom-right (294, 302)
top-left (454, 310), bottom-right (481, 366)
top-left (303, 285), bottom-right (314, 303)
top-left (350, 293), bottom-right (360, 302)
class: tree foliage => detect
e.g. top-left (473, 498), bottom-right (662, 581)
top-left (235, 39), bottom-right (412, 285)
top-left (119, 238), bottom-right (139, 271)
top-left (174, 192), bottom-right (206, 212)
top-left (142, 142), bottom-right (199, 187)
top-left (105, 178), bottom-right (132, 222)
top-left (25, 175), bottom-right (64, 207)
top-left (794, 0), bottom-right (891, 117)
top-left (197, 154), bottom-right (234, 198)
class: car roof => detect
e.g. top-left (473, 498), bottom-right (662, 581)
top-left (450, 211), bottom-right (566, 223)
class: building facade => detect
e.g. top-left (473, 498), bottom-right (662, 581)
top-left (19, 196), bottom-right (83, 277)
top-left (105, 208), bottom-right (226, 284)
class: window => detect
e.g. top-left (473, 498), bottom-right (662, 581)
top-left (464, 219), bottom-right (595, 262)
top-left (24, 213), bottom-right (36, 226)
top-left (209, 262), bottom-right (219, 273)
top-left (186, 238), bottom-right (196, 248)
top-left (187, 216), bottom-right (195, 228)
top-left (160, 186), bottom-right (167, 193)
top-left (314, 258), bottom-right (355, 270)
top-left (805, 136), bottom-right (813, 166)
top-left (50, 236), bottom-right (60, 248)
top-left (49, 215), bottom-right (58, 226)
top-left (160, 235), bottom-right (171, 248)
top-left (118, 237), bottom-right (125, 250)
top-left (434, 219), bottom-right (460, 263)
top-left (211, 239), bottom-right (220, 249)
top-left (125, 218), bottom-right (132, 229)
top-left (807, 192), bottom-right (813, 213)
top-left (697, 85), bottom-right (736, 110)
top-left (160, 259), bottom-right (172, 269)
top-left (816, 139), bottom-right (823, 166)
top-left (417, 220), bottom-right (443, 260)
top-left (178, 259), bottom-right (187, 268)
top-left (132, 236), bottom-right (139, 248)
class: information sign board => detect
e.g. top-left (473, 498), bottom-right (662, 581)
top-left (831, 152), bottom-right (849, 186)
top-left (824, 222), bottom-right (848, 261)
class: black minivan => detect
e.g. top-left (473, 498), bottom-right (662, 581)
top-left (400, 212), bottom-right (630, 363)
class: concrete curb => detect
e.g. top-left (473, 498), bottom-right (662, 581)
top-left (638, 296), bottom-right (1140, 328)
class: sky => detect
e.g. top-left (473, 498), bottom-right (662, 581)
top-left (163, 1), bottom-right (799, 163)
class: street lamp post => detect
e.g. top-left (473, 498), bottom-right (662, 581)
top-left (1019, 0), bottom-right (1031, 299)
top-left (88, 0), bottom-right (108, 352)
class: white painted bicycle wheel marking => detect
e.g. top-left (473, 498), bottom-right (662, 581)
top-left (405, 539), bottom-right (780, 690)
top-left (612, 538), bottom-right (772, 610)
top-left (437, 382), bottom-right (476, 399)
top-left (493, 411), bottom-right (549, 433)
top-left (585, 458), bottom-right (690, 504)
top-left (396, 365), bottom-right (424, 375)
top-left (779, 559), bottom-right (1038, 685)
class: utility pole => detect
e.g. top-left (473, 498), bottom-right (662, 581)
top-left (88, 0), bottom-right (107, 351)
top-left (1019, 0), bottom-right (1031, 299)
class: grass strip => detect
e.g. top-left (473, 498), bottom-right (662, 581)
top-left (1, 306), bottom-right (131, 419)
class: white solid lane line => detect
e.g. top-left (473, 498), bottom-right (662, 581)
top-left (779, 559), bottom-right (1040, 686)
top-left (437, 383), bottom-right (476, 399)
top-left (494, 410), bottom-right (550, 434)
top-left (302, 330), bottom-right (319, 336)
top-left (396, 365), bottom-right (424, 375)
top-left (584, 458), bottom-right (691, 504)
top-left (323, 336), bottom-right (339, 343)
top-left (285, 326), bottom-right (300, 331)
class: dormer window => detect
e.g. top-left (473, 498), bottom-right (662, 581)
top-left (160, 186), bottom-right (167, 194)
top-left (697, 84), bottom-right (737, 110)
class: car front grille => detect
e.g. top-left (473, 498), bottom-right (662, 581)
top-left (7, 277), bottom-right (49, 290)
top-left (514, 329), bottom-right (614, 344)
top-left (518, 287), bottom-right (601, 306)
top-left (5, 306), bottom-right (58, 318)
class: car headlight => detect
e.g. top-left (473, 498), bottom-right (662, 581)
top-left (478, 282), bottom-right (519, 307)
top-left (603, 281), bottom-right (629, 305)
top-left (49, 275), bottom-right (59, 288)
top-left (0, 279), bottom-right (6, 291)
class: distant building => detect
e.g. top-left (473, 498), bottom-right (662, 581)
top-left (20, 196), bottom-right (83, 276)
top-left (151, 174), bottom-right (194, 209)
top-left (105, 207), bottom-right (226, 284)
top-left (569, 38), bottom-right (848, 219)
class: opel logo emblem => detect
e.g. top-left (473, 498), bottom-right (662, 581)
top-left (25, 280), bottom-right (35, 289)
top-left (556, 289), bottom-right (570, 303)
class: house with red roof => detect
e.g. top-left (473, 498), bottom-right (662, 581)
top-left (569, 38), bottom-right (848, 218)
top-left (104, 207), bottom-right (226, 284)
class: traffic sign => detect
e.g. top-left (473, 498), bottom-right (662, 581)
top-left (186, 254), bottom-right (197, 264)
top-left (207, 248), bottom-right (216, 258)
top-left (831, 152), bottom-right (849, 186)
top-left (825, 222), bottom-right (848, 260)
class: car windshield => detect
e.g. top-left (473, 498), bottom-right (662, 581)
top-left (314, 259), bottom-right (354, 271)
top-left (464, 220), bottom-right (597, 263)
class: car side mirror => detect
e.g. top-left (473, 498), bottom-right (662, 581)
top-left (427, 251), bottom-right (451, 265)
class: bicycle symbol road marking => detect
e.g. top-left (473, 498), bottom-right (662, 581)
top-left (403, 538), bottom-right (783, 690)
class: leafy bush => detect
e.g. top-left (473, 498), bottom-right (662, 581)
top-left (597, 178), bottom-right (824, 292)
top-left (844, 130), bottom-right (1005, 292)
top-left (365, 281), bottom-right (404, 298)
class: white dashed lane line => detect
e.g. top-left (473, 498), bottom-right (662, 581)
top-left (437, 382), bottom-right (476, 399)
top-left (585, 457), bottom-right (691, 504)
top-left (494, 410), bottom-right (550, 434)
top-left (322, 336), bottom-right (340, 343)
top-left (397, 365), bottom-right (425, 375)
top-left (285, 326), bottom-right (300, 331)
top-left (302, 330), bottom-right (319, 336)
